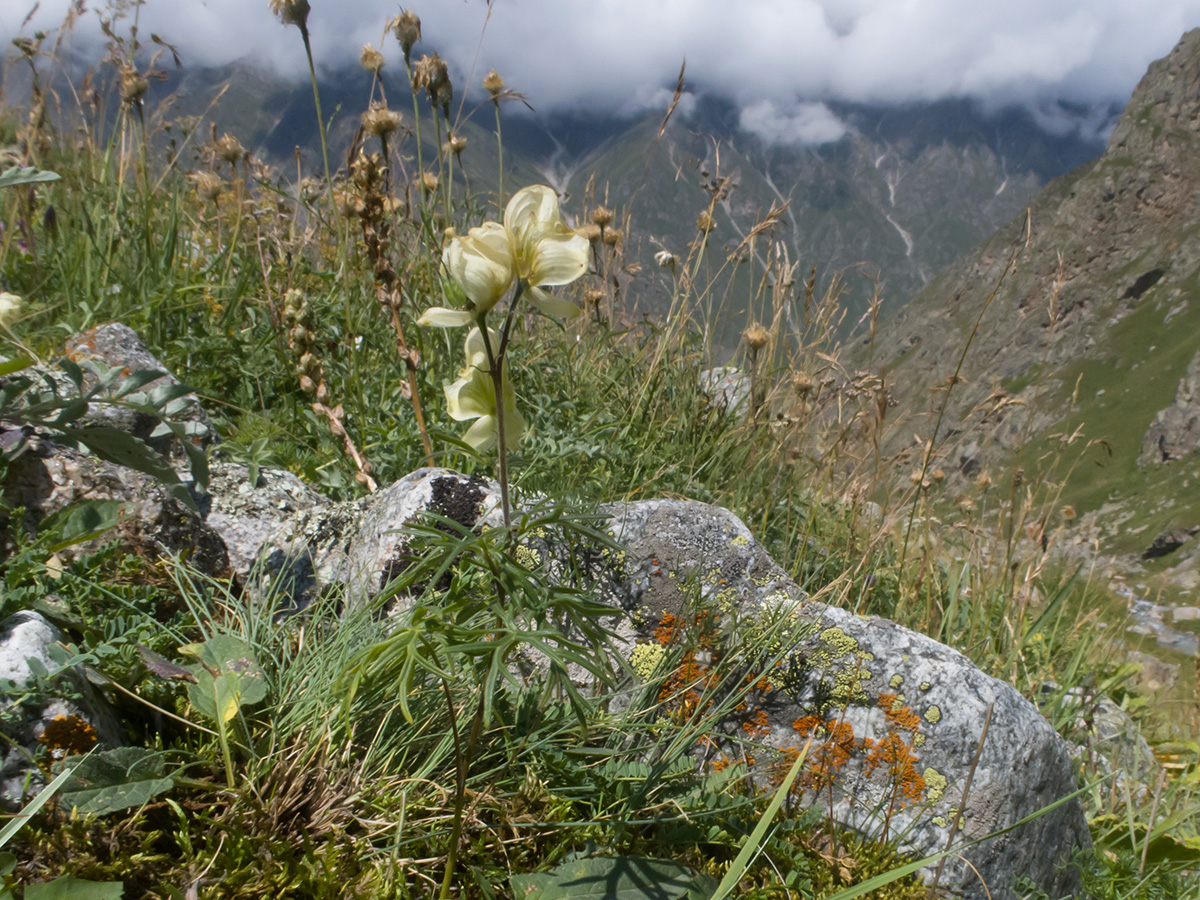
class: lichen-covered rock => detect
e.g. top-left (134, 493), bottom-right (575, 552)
top-left (254, 468), bottom-right (498, 614)
top-left (604, 499), bottom-right (1089, 900)
top-left (0, 611), bottom-right (123, 810)
top-left (0, 432), bottom-right (227, 575)
top-left (64, 322), bottom-right (218, 456)
top-left (699, 367), bottom-right (750, 414)
top-left (204, 461), bottom-right (330, 576)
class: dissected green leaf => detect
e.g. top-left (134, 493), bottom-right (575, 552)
top-left (510, 857), bottom-right (703, 900)
top-left (25, 876), bottom-right (123, 900)
top-left (59, 747), bottom-right (174, 816)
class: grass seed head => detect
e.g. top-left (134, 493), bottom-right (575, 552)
top-left (119, 65), bottom-right (147, 104)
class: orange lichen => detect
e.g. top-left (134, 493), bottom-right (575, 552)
top-left (877, 693), bottom-right (921, 733)
top-left (792, 716), bottom-right (864, 790)
top-left (654, 612), bottom-right (684, 646)
top-left (39, 714), bottom-right (98, 758)
top-left (864, 732), bottom-right (926, 802)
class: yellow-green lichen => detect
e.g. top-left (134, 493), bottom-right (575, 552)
top-left (889, 674), bottom-right (904, 689)
top-left (924, 767), bottom-right (947, 803)
top-left (932, 815), bottom-right (948, 828)
top-left (919, 681), bottom-right (932, 691)
top-left (514, 544), bottom-right (544, 569)
top-left (913, 734), bottom-right (926, 747)
top-left (630, 642), bottom-right (667, 679)
top-left (731, 535), bottom-right (750, 547)
top-left (924, 705), bottom-right (942, 724)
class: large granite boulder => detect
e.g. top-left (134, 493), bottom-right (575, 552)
top-left (254, 473), bottom-right (1090, 900)
top-left (0, 611), bottom-right (123, 810)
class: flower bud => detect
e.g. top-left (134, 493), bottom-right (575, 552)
top-left (362, 102), bottom-right (402, 137)
top-left (190, 171), bottom-right (222, 203)
top-left (391, 10), bottom-right (422, 60)
top-left (216, 134), bottom-right (246, 164)
top-left (360, 44), bottom-right (385, 74)
top-left (268, 0), bottom-right (310, 28)
top-left (0, 292), bottom-right (22, 326)
top-left (483, 69), bottom-right (506, 97)
top-left (119, 65), bottom-right (147, 104)
top-left (742, 323), bottom-right (769, 352)
top-left (299, 374), bottom-right (315, 392)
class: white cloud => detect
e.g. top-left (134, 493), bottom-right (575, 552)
top-left (739, 100), bottom-right (847, 146)
top-left (7, 0), bottom-right (1200, 125)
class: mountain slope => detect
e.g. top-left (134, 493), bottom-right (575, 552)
top-left (871, 29), bottom-right (1200, 600)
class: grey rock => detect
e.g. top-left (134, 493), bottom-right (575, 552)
top-left (1127, 650), bottom-right (1180, 693)
top-left (605, 499), bottom-right (1089, 900)
top-left (1173, 605), bottom-right (1200, 621)
top-left (254, 468), bottom-right (498, 614)
top-left (699, 367), bottom-right (750, 414)
top-left (64, 322), bottom-right (218, 456)
top-left (1040, 684), bottom-right (1158, 781)
top-left (1140, 351), bottom-right (1200, 464)
top-left (0, 611), bottom-right (123, 810)
top-left (204, 461), bottom-right (330, 576)
top-left (1141, 528), bottom-right (1191, 559)
top-left (0, 432), bottom-right (228, 576)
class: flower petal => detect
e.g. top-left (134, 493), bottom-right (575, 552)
top-left (529, 231), bottom-right (589, 287)
top-left (528, 286), bottom-right (581, 320)
top-left (464, 326), bottom-right (502, 367)
top-left (462, 415), bottom-right (499, 451)
top-left (444, 365), bottom-right (493, 420)
top-left (444, 222), bottom-right (513, 313)
top-left (418, 307), bottom-right (475, 328)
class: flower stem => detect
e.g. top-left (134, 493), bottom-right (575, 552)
top-left (299, 25), bottom-right (333, 194)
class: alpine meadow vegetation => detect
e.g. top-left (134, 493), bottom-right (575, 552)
top-left (0, 3), bottom-right (1196, 899)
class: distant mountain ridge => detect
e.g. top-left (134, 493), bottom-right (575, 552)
top-left (869, 28), bottom-right (1200, 595)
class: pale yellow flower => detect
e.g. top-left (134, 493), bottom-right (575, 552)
top-left (419, 185), bottom-right (588, 328)
top-left (0, 292), bottom-right (21, 326)
top-left (444, 328), bottom-right (524, 452)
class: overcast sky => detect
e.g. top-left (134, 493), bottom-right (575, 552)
top-left (5, 1), bottom-right (1200, 144)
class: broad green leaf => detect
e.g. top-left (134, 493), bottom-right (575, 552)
top-left (0, 357), bottom-right (33, 378)
top-left (25, 876), bottom-right (123, 900)
top-left (511, 857), bottom-right (702, 900)
top-left (181, 635), bottom-right (266, 723)
top-left (59, 748), bottom-right (174, 816)
top-left (0, 166), bottom-right (60, 188)
top-left (40, 499), bottom-right (124, 552)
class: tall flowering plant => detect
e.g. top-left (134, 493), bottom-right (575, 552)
top-left (419, 185), bottom-right (588, 525)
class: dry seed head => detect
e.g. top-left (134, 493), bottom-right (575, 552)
top-left (697, 210), bottom-right (716, 234)
top-left (483, 69), bottom-right (506, 97)
top-left (584, 287), bottom-right (605, 305)
top-left (216, 133), bottom-right (246, 164)
top-left (269, 0), bottom-right (311, 28)
top-left (391, 10), bottom-right (422, 58)
top-left (190, 170), bottom-right (223, 203)
top-left (119, 65), bottom-right (148, 104)
top-left (362, 103), bottom-right (402, 137)
top-left (1061, 505), bottom-right (1077, 522)
top-left (333, 190), bottom-right (363, 219)
top-left (601, 228), bottom-right (622, 248)
top-left (974, 471), bottom-right (993, 491)
top-left (446, 133), bottom-right (467, 156)
top-left (591, 206), bottom-right (613, 227)
top-left (421, 171), bottom-right (439, 193)
top-left (655, 249), bottom-right (678, 269)
top-left (931, 467), bottom-right (946, 484)
top-left (582, 224), bottom-right (602, 243)
top-left (412, 52), bottom-right (447, 95)
top-left (742, 323), bottom-right (770, 352)
top-left (791, 371), bottom-right (814, 397)
top-left (360, 44), bottom-right (385, 74)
